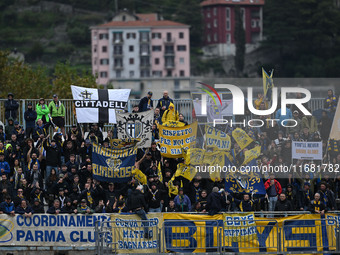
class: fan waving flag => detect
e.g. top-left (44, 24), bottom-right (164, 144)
top-left (71, 85), bottom-right (130, 123)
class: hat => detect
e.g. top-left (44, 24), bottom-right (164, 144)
top-left (146, 152), bottom-right (152, 156)
top-left (14, 121), bottom-right (19, 125)
top-left (151, 182), bottom-right (157, 187)
top-left (59, 187), bottom-right (64, 191)
top-left (28, 102), bottom-right (32, 106)
top-left (81, 199), bottom-right (87, 203)
top-left (72, 124), bottom-right (77, 128)
top-left (0, 126), bottom-right (3, 130)
top-left (39, 98), bottom-right (45, 101)
top-left (53, 94), bottom-right (58, 98)
top-left (108, 182), bottom-right (114, 185)
top-left (147, 91), bottom-right (153, 95)
top-left (8, 92), bottom-right (13, 97)
top-left (51, 139), bottom-right (56, 143)
top-left (304, 182), bottom-right (311, 186)
top-left (287, 184), bottom-right (293, 188)
top-left (59, 173), bottom-right (64, 178)
top-left (34, 198), bottom-right (40, 202)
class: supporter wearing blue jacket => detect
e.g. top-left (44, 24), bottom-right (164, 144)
top-left (15, 200), bottom-right (33, 217)
top-left (0, 196), bottom-right (15, 216)
top-left (174, 188), bottom-right (191, 212)
top-left (0, 153), bottom-right (10, 175)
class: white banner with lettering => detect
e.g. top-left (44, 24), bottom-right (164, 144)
top-left (292, 141), bottom-right (323, 160)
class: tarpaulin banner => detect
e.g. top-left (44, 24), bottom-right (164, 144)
top-left (292, 141), bottom-right (323, 160)
top-left (158, 121), bottom-right (197, 158)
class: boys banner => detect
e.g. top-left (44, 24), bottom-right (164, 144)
top-left (116, 110), bottom-right (153, 148)
top-left (0, 213), bottom-right (337, 254)
top-left (71, 85), bottom-right (130, 123)
top-left (92, 142), bottom-right (137, 183)
top-left (292, 141), bottom-right (322, 160)
top-left (205, 126), bottom-right (231, 150)
top-left (158, 122), bottom-right (197, 158)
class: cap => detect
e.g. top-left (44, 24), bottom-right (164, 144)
top-left (59, 173), bottom-right (64, 178)
top-left (14, 121), bottom-right (19, 125)
top-left (53, 94), bottom-right (58, 98)
top-left (81, 199), bottom-right (87, 203)
top-left (151, 182), bottom-right (157, 187)
top-left (34, 198), bottom-right (40, 202)
top-left (28, 102), bottom-right (32, 106)
top-left (147, 91), bottom-right (153, 95)
top-left (51, 139), bottom-right (56, 143)
top-left (293, 110), bottom-right (299, 114)
top-left (108, 182), bottom-right (114, 185)
top-left (179, 188), bottom-right (184, 192)
top-left (59, 187), bottom-right (64, 191)
top-left (8, 92), bottom-right (14, 97)
top-left (304, 182), bottom-right (311, 186)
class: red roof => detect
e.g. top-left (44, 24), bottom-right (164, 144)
top-left (200, 0), bottom-right (264, 7)
top-left (136, 13), bottom-right (158, 22)
top-left (97, 20), bottom-right (189, 28)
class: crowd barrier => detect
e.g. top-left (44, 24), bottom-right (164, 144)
top-left (0, 98), bottom-right (325, 130)
top-left (0, 212), bottom-right (339, 254)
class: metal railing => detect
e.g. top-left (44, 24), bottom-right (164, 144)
top-left (0, 98), bottom-right (326, 131)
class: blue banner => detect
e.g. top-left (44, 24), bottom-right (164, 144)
top-left (92, 143), bottom-right (137, 183)
top-left (225, 159), bottom-right (266, 195)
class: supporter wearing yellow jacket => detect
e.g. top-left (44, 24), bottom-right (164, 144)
top-left (162, 102), bottom-right (179, 124)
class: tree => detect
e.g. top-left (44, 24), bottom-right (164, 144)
top-left (234, 6), bottom-right (245, 76)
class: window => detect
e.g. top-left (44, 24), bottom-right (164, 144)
top-left (213, 19), bottom-right (217, 28)
top-left (166, 70), bottom-right (172, 77)
top-left (251, 10), bottom-right (260, 19)
top-left (113, 32), bottom-right (123, 42)
top-left (141, 56), bottom-right (150, 66)
top-left (100, 59), bottom-right (109, 65)
top-left (140, 44), bottom-right (149, 55)
top-left (207, 34), bottom-right (211, 42)
top-left (116, 70), bottom-right (121, 78)
top-left (129, 71), bottom-right (134, 78)
top-left (165, 56), bottom-right (174, 68)
top-left (166, 32), bottom-right (172, 42)
top-left (213, 7), bottom-right (217, 16)
top-left (153, 71), bottom-right (162, 77)
top-left (207, 12), bottom-right (210, 18)
top-left (129, 58), bottom-right (134, 64)
top-left (140, 32), bottom-right (149, 42)
top-left (152, 33), bottom-right (161, 39)
top-left (214, 33), bottom-right (218, 42)
top-left (100, 72), bottom-right (108, 78)
top-left (99, 33), bottom-right (108, 40)
top-left (180, 70), bottom-right (185, 77)
top-left (114, 45), bottom-right (122, 55)
top-left (179, 57), bottom-right (184, 64)
top-left (93, 32), bottom-right (97, 40)
top-left (129, 45), bottom-right (134, 52)
top-left (94, 45), bottom-right (97, 52)
top-left (179, 32), bottom-right (184, 39)
top-left (152, 45), bottom-right (162, 51)
top-left (114, 58), bottom-right (123, 67)
top-left (251, 20), bottom-right (260, 28)
top-left (94, 58), bottom-right (97, 65)
top-left (174, 79), bottom-right (180, 89)
top-left (226, 33), bottom-right (231, 44)
top-left (165, 45), bottom-right (174, 54)
top-left (122, 15), bottom-right (126, 21)
top-left (155, 58), bottom-right (160, 65)
top-left (126, 33), bottom-right (136, 39)
top-left (102, 46), bottom-right (107, 52)
top-left (177, 45), bottom-right (187, 51)
top-left (141, 70), bottom-right (150, 77)
top-left (207, 23), bottom-right (211, 28)
top-left (226, 8), bottom-right (231, 30)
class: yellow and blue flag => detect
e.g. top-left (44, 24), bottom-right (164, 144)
top-left (232, 128), bottom-right (253, 150)
top-left (262, 68), bottom-right (274, 101)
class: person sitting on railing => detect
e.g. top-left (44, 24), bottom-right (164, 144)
top-left (309, 193), bottom-right (326, 215)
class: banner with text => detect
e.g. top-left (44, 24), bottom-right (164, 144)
top-left (292, 141), bottom-right (322, 160)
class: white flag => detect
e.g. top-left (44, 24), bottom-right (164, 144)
top-left (71, 85), bottom-right (130, 123)
top-left (116, 110), bottom-right (154, 148)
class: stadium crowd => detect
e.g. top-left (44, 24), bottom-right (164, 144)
top-left (0, 89), bottom-right (338, 217)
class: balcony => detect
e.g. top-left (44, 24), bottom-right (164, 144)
top-left (112, 38), bottom-right (123, 44)
top-left (164, 50), bottom-right (175, 56)
top-left (164, 38), bottom-right (175, 44)
top-left (140, 63), bottom-right (151, 69)
top-left (113, 51), bottom-right (123, 56)
top-left (140, 51), bottom-right (150, 56)
top-left (165, 63), bottom-right (175, 69)
top-left (113, 64), bottom-right (123, 70)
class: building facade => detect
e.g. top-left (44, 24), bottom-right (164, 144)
top-left (90, 11), bottom-right (190, 98)
top-left (200, 0), bottom-right (264, 57)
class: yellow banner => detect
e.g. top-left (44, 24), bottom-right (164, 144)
top-left (232, 128), bottom-right (253, 150)
top-left (132, 168), bottom-right (147, 185)
top-left (223, 213), bottom-right (257, 242)
top-left (205, 126), bottom-right (231, 150)
top-left (158, 122), bottom-right (197, 158)
top-left (174, 163), bottom-right (197, 181)
top-left (242, 146), bottom-right (261, 165)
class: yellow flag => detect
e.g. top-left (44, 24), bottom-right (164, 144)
top-left (175, 163), bottom-right (197, 181)
top-left (232, 128), bottom-right (253, 150)
top-left (205, 126), bottom-right (231, 150)
top-left (262, 67), bottom-right (274, 98)
top-left (168, 177), bottom-right (178, 196)
top-left (157, 161), bottom-right (163, 183)
top-left (190, 148), bottom-right (204, 165)
top-left (131, 168), bottom-right (147, 185)
top-left (242, 146), bottom-right (261, 165)
top-left (162, 121), bottom-right (185, 127)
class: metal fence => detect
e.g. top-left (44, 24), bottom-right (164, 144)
top-left (0, 98), bottom-right (325, 130)
top-left (95, 216), bottom-right (340, 254)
